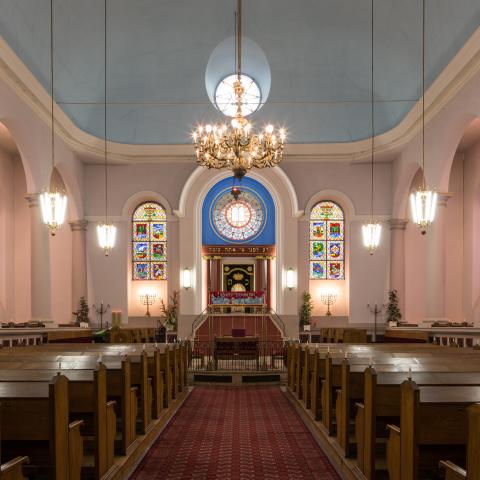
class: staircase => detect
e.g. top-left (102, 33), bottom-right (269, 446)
top-left (190, 307), bottom-right (286, 341)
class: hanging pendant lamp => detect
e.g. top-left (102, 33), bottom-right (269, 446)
top-left (40, 0), bottom-right (67, 236)
top-left (410, 0), bottom-right (437, 235)
top-left (97, 0), bottom-right (116, 256)
top-left (362, 0), bottom-right (382, 254)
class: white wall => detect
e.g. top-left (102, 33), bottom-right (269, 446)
top-left (84, 160), bottom-right (392, 335)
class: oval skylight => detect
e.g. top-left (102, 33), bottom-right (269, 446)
top-left (214, 74), bottom-right (261, 117)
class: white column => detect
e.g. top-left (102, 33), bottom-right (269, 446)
top-left (25, 193), bottom-right (51, 322)
top-left (69, 219), bottom-right (88, 310)
top-left (426, 193), bottom-right (451, 323)
top-left (389, 218), bottom-right (408, 315)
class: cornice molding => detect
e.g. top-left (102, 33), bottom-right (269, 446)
top-left (1, 26), bottom-right (480, 164)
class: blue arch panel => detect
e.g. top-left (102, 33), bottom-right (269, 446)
top-left (202, 177), bottom-right (275, 245)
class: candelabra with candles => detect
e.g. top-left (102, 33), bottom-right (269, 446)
top-left (139, 293), bottom-right (157, 317)
top-left (320, 291), bottom-right (337, 316)
top-left (92, 301), bottom-right (110, 329)
top-left (367, 303), bottom-right (386, 343)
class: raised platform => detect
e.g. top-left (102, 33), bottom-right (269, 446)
top-left (195, 314), bottom-right (282, 342)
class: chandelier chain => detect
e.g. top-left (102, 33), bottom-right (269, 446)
top-left (104, 0), bottom-right (108, 224)
top-left (370, 0), bottom-right (374, 222)
top-left (236, 0), bottom-right (242, 79)
top-left (422, 0), bottom-right (426, 189)
top-left (50, 0), bottom-right (55, 171)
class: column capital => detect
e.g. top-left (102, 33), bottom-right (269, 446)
top-left (69, 219), bottom-right (88, 232)
top-left (24, 193), bottom-right (40, 208)
top-left (437, 192), bottom-right (452, 207)
top-left (389, 218), bottom-right (408, 231)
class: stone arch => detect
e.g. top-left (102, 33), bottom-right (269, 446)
top-left (177, 167), bottom-right (300, 321)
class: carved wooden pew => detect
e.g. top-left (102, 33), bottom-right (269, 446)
top-left (339, 357), bottom-right (480, 457)
top-left (0, 355), bottom-right (137, 457)
top-left (0, 344), bottom-right (169, 430)
top-left (439, 403), bottom-right (480, 480)
top-left (0, 374), bottom-right (83, 480)
top-left (386, 381), bottom-right (480, 480)
top-left (0, 366), bottom-right (116, 480)
top-left (316, 352), bottom-right (480, 444)
top-left (0, 456), bottom-right (29, 480)
top-left (359, 370), bottom-right (480, 480)
top-left (11, 343), bottom-right (175, 414)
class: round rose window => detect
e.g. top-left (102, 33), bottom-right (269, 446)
top-left (211, 189), bottom-right (265, 242)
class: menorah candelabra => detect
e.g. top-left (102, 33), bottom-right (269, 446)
top-left (140, 293), bottom-right (157, 317)
top-left (320, 291), bottom-right (337, 316)
top-left (367, 303), bottom-right (386, 342)
top-left (92, 301), bottom-right (110, 329)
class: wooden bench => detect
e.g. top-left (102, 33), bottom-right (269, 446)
top-left (358, 367), bottom-right (480, 479)
top-left (0, 456), bottom-right (29, 480)
top-left (0, 374), bottom-right (83, 479)
top-left (0, 355), bottom-right (137, 457)
top-left (384, 381), bottom-right (480, 480)
top-left (0, 366), bottom-right (116, 479)
top-left (439, 404), bottom-right (480, 479)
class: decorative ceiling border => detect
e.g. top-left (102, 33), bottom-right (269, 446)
top-left (0, 26), bottom-right (479, 164)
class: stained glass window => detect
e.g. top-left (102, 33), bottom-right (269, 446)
top-left (310, 201), bottom-right (344, 280)
top-left (211, 189), bottom-right (265, 243)
top-left (132, 202), bottom-right (167, 280)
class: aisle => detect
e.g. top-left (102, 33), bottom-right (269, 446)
top-left (131, 386), bottom-right (340, 480)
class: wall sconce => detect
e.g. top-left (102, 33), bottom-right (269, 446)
top-left (182, 268), bottom-right (191, 290)
top-left (286, 268), bottom-right (296, 290)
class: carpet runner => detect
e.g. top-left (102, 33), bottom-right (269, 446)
top-left (131, 386), bottom-right (340, 479)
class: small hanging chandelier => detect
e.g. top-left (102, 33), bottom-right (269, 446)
top-left (410, 0), bottom-right (437, 235)
top-left (362, 0), bottom-right (382, 254)
top-left (192, 0), bottom-right (286, 180)
top-left (40, 0), bottom-right (67, 236)
top-left (97, 0), bottom-right (117, 256)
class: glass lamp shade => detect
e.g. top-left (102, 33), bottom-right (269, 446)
top-left (286, 268), bottom-right (296, 290)
top-left (362, 222), bottom-right (382, 255)
top-left (39, 189), bottom-right (67, 236)
top-left (182, 268), bottom-right (192, 289)
top-left (410, 188), bottom-right (437, 235)
top-left (97, 223), bottom-right (117, 256)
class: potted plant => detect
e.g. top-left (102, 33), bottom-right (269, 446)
top-left (160, 291), bottom-right (179, 331)
top-left (299, 291), bottom-right (314, 330)
top-left (73, 297), bottom-right (90, 327)
top-left (386, 289), bottom-right (402, 327)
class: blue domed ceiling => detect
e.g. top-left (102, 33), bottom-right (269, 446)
top-left (0, 0), bottom-right (479, 144)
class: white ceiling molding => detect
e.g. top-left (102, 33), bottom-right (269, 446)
top-left (0, 26), bottom-right (480, 165)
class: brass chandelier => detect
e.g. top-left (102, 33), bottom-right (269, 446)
top-left (193, 0), bottom-right (286, 180)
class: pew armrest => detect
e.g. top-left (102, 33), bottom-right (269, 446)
top-left (439, 460), bottom-right (467, 480)
top-left (0, 456), bottom-right (29, 480)
top-left (355, 403), bottom-right (365, 472)
top-left (106, 401), bottom-right (117, 470)
top-left (69, 420), bottom-right (84, 480)
top-left (386, 424), bottom-right (401, 480)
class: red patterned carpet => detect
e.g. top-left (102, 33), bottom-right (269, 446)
top-left (131, 386), bottom-right (340, 479)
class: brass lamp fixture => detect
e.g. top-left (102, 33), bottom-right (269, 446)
top-left (409, 0), bottom-right (437, 234)
top-left (97, 0), bottom-right (117, 256)
top-left (192, 0), bottom-right (286, 180)
top-left (362, 0), bottom-right (382, 254)
top-left (40, 0), bottom-right (67, 236)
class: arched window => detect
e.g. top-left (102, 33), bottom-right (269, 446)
top-left (132, 202), bottom-right (167, 280)
top-left (309, 201), bottom-right (344, 280)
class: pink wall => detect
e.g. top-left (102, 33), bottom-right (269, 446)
top-left (463, 142), bottom-right (480, 323)
top-left (49, 220), bottom-right (72, 324)
top-left (0, 152), bottom-right (30, 323)
top-left (445, 154), bottom-right (464, 321)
